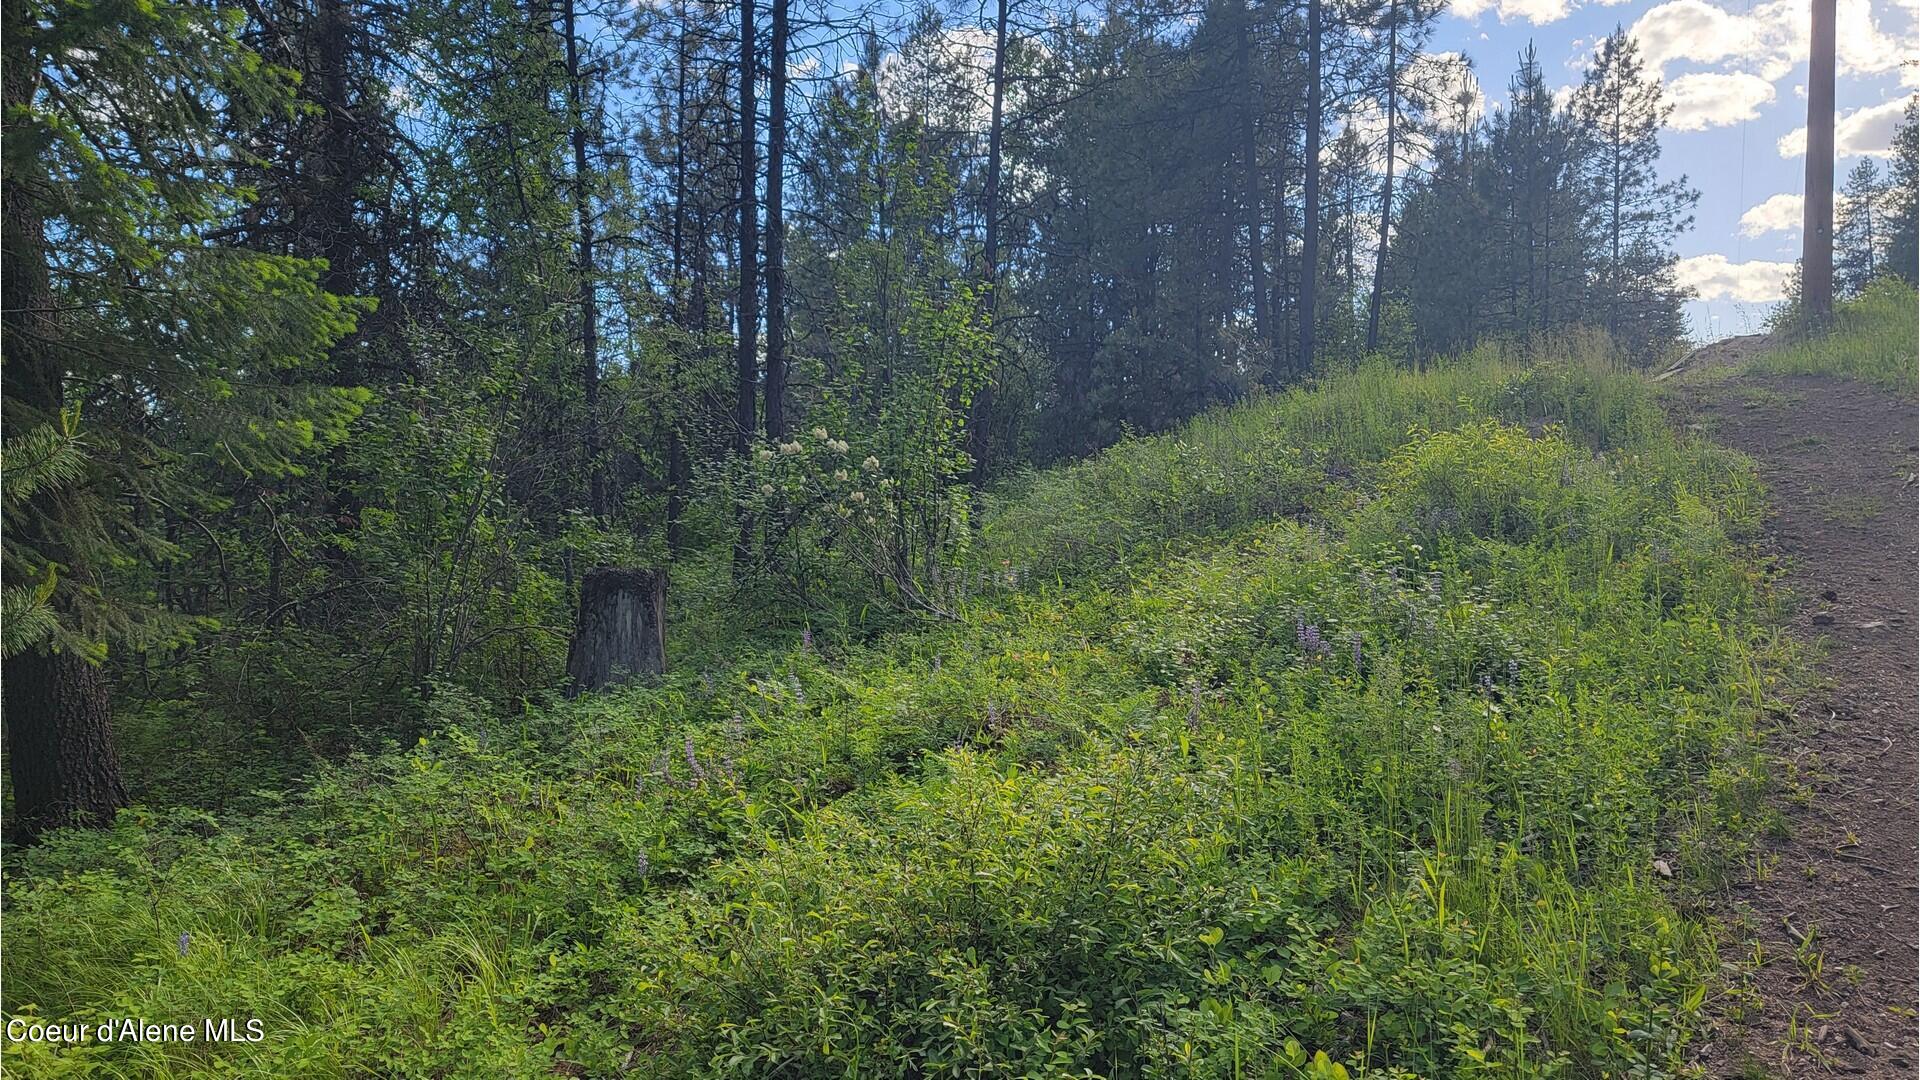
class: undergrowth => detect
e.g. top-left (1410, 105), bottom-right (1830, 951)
top-left (3, 344), bottom-right (1795, 1078)
top-left (1753, 279), bottom-right (1920, 395)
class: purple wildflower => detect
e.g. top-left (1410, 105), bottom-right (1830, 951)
top-left (178, 932), bottom-right (191, 957)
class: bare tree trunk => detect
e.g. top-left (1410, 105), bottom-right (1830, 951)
top-left (1801, 0), bottom-right (1836, 325)
top-left (764, 0), bottom-right (789, 437)
top-left (732, 0), bottom-right (760, 573)
top-left (1299, 0), bottom-right (1322, 376)
top-left (1241, 11), bottom-right (1270, 349)
top-left (667, 11), bottom-right (693, 554)
top-left (735, 0), bottom-right (760, 452)
top-left (967, 0), bottom-right (1010, 486)
top-left (565, 0), bottom-right (606, 518)
top-left (565, 569), bottom-right (666, 695)
top-left (1365, 0), bottom-right (1397, 353)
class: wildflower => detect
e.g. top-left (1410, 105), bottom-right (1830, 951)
top-left (636, 851), bottom-right (650, 879)
top-left (757, 447), bottom-right (774, 460)
top-left (1350, 632), bottom-right (1363, 669)
top-left (685, 734), bottom-right (705, 783)
top-left (863, 456), bottom-right (880, 471)
top-left (178, 932), bottom-right (191, 957)
top-left (780, 441), bottom-right (803, 455)
top-left (1507, 658), bottom-right (1520, 680)
top-left (829, 439), bottom-right (850, 454)
top-left (811, 426), bottom-right (829, 440)
top-left (801, 626), bottom-right (814, 650)
top-left (789, 673), bottom-right (805, 703)
top-left (849, 490), bottom-right (866, 503)
top-left (761, 483), bottom-right (775, 495)
top-left (835, 469), bottom-right (849, 482)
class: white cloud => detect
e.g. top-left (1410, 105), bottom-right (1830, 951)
top-left (1448, 0), bottom-right (1569, 25)
top-left (1667, 72), bottom-right (1777, 131)
top-left (1777, 96), bottom-right (1913, 158)
top-left (1738, 192), bottom-right (1803, 236)
top-left (1676, 254), bottom-right (1796, 301)
top-left (1630, 0), bottom-right (1902, 81)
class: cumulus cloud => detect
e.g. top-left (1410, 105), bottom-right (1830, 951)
top-left (1666, 72), bottom-right (1777, 130)
top-left (1447, 0), bottom-right (1570, 25)
top-left (1675, 254), bottom-right (1796, 301)
top-left (1738, 193), bottom-right (1803, 236)
top-left (1630, 0), bottom-right (1901, 81)
top-left (1777, 97), bottom-right (1913, 158)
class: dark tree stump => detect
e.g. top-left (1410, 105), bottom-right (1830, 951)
top-left (4, 647), bottom-right (130, 840)
top-left (565, 567), bottom-right (666, 696)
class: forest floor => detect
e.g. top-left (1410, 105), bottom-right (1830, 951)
top-left (1673, 340), bottom-right (1920, 1077)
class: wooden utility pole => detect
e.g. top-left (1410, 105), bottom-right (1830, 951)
top-left (1801, 0), bottom-right (1836, 326)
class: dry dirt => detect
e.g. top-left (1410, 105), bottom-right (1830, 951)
top-left (1670, 339), bottom-right (1919, 1077)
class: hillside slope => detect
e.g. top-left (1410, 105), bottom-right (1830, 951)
top-left (5, 341), bottom-right (1802, 1078)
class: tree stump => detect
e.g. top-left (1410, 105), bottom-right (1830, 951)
top-left (565, 567), bottom-right (666, 696)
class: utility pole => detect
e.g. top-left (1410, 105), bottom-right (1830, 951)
top-left (1801, 0), bottom-right (1836, 327)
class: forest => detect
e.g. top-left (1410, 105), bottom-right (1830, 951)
top-left (4, 0), bottom-right (1920, 1074)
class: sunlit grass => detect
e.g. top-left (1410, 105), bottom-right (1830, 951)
top-left (1752, 280), bottom-right (1919, 395)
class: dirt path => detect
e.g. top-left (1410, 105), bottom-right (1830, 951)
top-left (1673, 349), bottom-right (1919, 1077)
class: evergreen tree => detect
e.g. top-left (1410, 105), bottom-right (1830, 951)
top-left (1569, 28), bottom-right (1695, 358)
top-left (1835, 158), bottom-right (1887, 296)
top-left (1884, 99), bottom-right (1918, 286)
top-left (2, 0), bottom-right (365, 835)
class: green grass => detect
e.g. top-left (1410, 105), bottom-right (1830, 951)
top-left (1751, 279), bottom-right (1920, 395)
top-left (2, 343), bottom-right (1795, 1078)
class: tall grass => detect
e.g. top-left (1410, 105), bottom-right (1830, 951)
top-left (1753, 279), bottom-right (1919, 394)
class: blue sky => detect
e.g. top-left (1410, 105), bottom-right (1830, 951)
top-left (1428, 0), bottom-right (1918, 340)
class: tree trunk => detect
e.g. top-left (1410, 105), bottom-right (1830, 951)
top-left (667, 10), bottom-right (692, 554)
top-left (1365, 0), bottom-right (1396, 353)
top-left (4, 650), bottom-right (130, 839)
top-left (1241, 12), bottom-right (1271, 349)
top-left (967, 0), bottom-right (1010, 486)
top-left (764, 0), bottom-right (789, 438)
top-left (565, 568), bottom-right (667, 695)
top-left (1299, 0), bottom-right (1322, 376)
top-left (565, 0), bottom-right (607, 519)
top-left (2, 54), bottom-right (130, 840)
top-left (1801, 0), bottom-right (1836, 325)
top-left (735, 0), bottom-right (760, 451)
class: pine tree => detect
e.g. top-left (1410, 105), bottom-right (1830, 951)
top-left (2, 0), bottom-right (365, 836)
top-left (1569, 28), bottom-right (1696, 358)
top-left (1835, 158), bottom-right (1887, 296)
top-left (1884, 99), bottom-right (1918, 286)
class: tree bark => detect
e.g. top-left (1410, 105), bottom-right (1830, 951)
top-left (1801, 0), bottom-right (1836, 325)
top-left (565, 568), bottom-right (667, 695)
top-left (4, 650), bottom-right (130, 839)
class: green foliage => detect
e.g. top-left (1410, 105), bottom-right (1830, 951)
top-left (5, 351), bottom-right (1790, 1078)
top-left (1754, 279), bottom-right (1920, 394)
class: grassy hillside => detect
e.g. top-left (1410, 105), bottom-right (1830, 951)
top-left (1752, 280), bottom-right (1920, 394)
top-left (4, 340), bottom-right (1795, 1078)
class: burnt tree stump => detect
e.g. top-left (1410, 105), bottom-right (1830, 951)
top-left (565, 567), bottom-right (666, 696)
